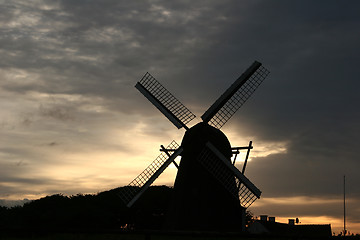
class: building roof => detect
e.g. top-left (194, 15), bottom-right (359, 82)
top-left (248, 220), bottom-right (332, 238)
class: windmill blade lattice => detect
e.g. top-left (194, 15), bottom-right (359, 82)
top-left (136, 72), bottom-right (196, 129)
top-left (202, 62), bottom-right (270, 129)
top-left (197, 142), bottom-right (261, 208)
top-left (118, 140), bottom-right (183, 207)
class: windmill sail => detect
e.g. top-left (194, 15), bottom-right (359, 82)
top-left (118, 140), bottom-right (183, 207)
top-left (136, 72), bottom-right (196, 130)
top-left (197, 141), bottom-right (261, 208)
top-left (201, 61), bottom-right (270, 129)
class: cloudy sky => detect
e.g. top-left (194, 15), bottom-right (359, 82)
top-left (1, 0), bottom-right (360, 234)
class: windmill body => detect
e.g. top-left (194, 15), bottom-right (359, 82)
top-left (118, 61), bottom-right (270, 231)
top-left (165, 122), bottom-right (243, 231)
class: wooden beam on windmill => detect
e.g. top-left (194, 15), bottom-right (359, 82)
top-left (197, 141), bottom-right (261, 208)
top-left (242, 141), bottom-right (252, 174)
top-left (135, 72), bottom-right (196, 130)
top-left (160, 145), bottom-right (179, 169)
top-left (231, 143), bottom-right (254, 165)
top-left (201, 61), bottom-right (269, 129)
top-left (118, 140), bottom-right (183, 207)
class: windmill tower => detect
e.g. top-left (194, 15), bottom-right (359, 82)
top-left (119, 61), bottom-right (270, 231)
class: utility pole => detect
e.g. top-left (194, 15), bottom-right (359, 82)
top-left (343, 175), bottom-right (346, 236)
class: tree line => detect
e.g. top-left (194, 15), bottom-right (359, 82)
top-left (0, 186), bottom-right (172, 234)
top-left (0, 185), bottom-right (254, 235)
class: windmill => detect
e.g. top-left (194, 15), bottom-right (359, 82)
top-left (118, 61), bottom-right (270, 231)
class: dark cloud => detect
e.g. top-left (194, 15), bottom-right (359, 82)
top-left (39, 104), bottom-right (74, 121)
top-left (47, 142), bottom-right (57, 146)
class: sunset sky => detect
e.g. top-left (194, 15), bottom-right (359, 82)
top-left (1, 0), bottom-right (360, 234)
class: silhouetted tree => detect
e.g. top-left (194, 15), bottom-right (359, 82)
top-left (245, 210), bottom-right (255, 226)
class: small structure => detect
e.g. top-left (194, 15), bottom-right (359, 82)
top-left (248, 216), bottom-right (332, 238)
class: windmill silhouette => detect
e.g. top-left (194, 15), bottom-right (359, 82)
top-left (119, 61), bottom-right (270, 231)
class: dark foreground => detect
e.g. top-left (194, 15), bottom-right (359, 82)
top-left (1, 231), bottom-right (360, 240)
top-left (1, 187), bottom-right (358, 239)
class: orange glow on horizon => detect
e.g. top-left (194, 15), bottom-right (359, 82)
top-left (265, 216), bottom-right (360, 235)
